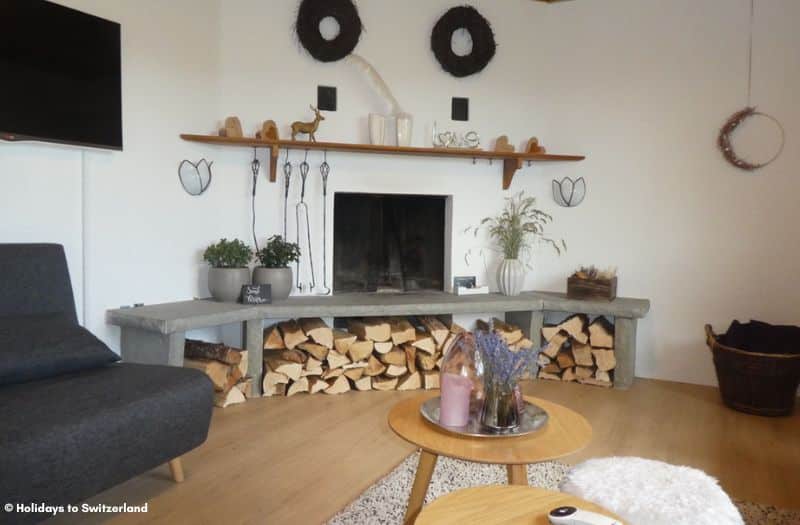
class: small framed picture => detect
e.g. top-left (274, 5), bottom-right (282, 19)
top-left (453, 276), bottom-right (477, 289)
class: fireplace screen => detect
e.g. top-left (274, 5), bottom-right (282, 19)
top-left (333, 193), bottom-right (446, 293)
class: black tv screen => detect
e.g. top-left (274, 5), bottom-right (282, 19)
top-left (0, 0), bottom-right (122, 150)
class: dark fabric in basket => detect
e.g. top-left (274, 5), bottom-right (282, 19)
top-left (721, 320), bottom-right (800, 355)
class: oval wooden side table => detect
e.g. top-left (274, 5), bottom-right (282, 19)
top-left (388, 392), bottom-right (592, 524)
top-left (416, 485), bottom-right (623, 525)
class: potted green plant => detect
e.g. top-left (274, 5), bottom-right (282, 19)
top-left (472, 192), bottom-right (565, 296)
top-left (253, 235), bottom-right (301, 300)
top-left (203, 238), bottom-right (252, 302)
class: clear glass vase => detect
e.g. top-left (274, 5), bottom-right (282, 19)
top-left (480, 382), bottom-right (520, 431)
top-left (439, 332), bottom-right (484, 427)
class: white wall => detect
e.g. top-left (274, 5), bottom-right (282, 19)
top-left (1, 0), bottom-right (799, 386)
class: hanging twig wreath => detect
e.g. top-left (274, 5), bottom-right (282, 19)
top-left (295, 0), bottom-right (363, 63)
top-left (718, 108), bottom-right (785, 171)
top-left (431, 6), bottom-right (496, 78)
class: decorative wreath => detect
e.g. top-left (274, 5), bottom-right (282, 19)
top-left (431, 6), bottom-right (496, 78)
top-left (295, 0), bottom-right (363, 63)
top-left (718, 107), bottom-right (785, 171)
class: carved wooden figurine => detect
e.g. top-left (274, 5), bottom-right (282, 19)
top-left (218, 116), bottom-right (243, 138)
top-left (256, 120), bottom-right (279, 141)
top-left (291, 106), bottom-right (325, 142)
top-left (493, 135), bottom-right (515, 153)
top-left (526, 137), bottom-right (547, 154)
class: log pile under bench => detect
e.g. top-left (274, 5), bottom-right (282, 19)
top-left (183, 339), bottom-right (256, 407)
top-left (261, 316), bottom-right (468, 396)
top-left (537, 314), bottom-right (616, 387)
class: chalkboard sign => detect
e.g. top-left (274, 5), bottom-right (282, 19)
top-left (241, 284), bottom-right (271, 304)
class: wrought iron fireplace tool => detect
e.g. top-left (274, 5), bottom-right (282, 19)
top-left (318, 151), bottom-right (331, 295)
top-left (295, 150), bottom-right (316, 293)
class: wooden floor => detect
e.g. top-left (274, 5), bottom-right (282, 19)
top-left (58, 378), bottom-right (800, 525)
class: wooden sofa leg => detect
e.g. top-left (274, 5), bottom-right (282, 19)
top-left (168, 458), bottom-right (185, 483)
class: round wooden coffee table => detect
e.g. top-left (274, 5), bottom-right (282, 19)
top-left (388, 392), bottom-right (592, 524)
top-left (416, 485), bottom-right (623, 525)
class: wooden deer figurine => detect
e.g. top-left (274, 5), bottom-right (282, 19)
top-left (291, 105), bottom-right (326, 142)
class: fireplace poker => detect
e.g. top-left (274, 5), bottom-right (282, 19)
top-left (295, 151), bottom-right (316, 293)
top-left (282, 149), bottom-right (292, 239)
top-left (318, 151), bottom-right (331, 295)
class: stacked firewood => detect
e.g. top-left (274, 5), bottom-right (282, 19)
top-left (262, 317), bottom-right (466, 396)
top-left (183, 339), bottom-right (255, 407)
top-left (537, 315), bottom-right (616, 387)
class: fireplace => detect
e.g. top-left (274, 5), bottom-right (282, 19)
top-left (333, 193), bottom-right (448, 293)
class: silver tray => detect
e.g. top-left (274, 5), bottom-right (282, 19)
top-left (420, 396), bottom-right (548, 438)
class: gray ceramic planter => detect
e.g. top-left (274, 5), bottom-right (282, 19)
top-left (253, 267), bottom-right (292, 300)
top-left (208, 267), bottom-right (250, 302)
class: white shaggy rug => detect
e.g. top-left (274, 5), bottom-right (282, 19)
top-left (326, 451), bottom-right (800, 525)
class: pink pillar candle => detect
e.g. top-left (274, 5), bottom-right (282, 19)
top-left (440, 373), bottom-right (473, 427)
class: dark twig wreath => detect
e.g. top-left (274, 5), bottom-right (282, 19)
top-left (431, 6), bottom-right (496, 78)
top-left (718, 107), bottom-right (785, 171)
top-left (295, 0), bottom-right (363, 63)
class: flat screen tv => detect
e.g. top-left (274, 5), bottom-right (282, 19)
top-left (0, 0), bottom-right (122, 150)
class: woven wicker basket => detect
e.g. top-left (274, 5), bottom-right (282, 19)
top-left (705, 324), bottom-right (800, 416)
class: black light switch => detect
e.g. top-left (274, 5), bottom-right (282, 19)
top-left (451, 97), bottom-right (469, 121)
top-left (318, 85), bottom-right (337, 111)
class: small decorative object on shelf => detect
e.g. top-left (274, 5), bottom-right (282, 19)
top-left (256, 120), bottom-right (279, 141)
top-left (438, 332), bottom-right (484, 427)
top-left (493, 135), bottom-right (515, 153)
top-left (432, 122), bottom-right (480, 149)
top-left (469, 192), bottom-right (565, 296)
top-left (240, 284), bottom-right (271, 305)
top-left (567, 266), bottom-right (618, 301)
top-left (396, 113), bottom-right (413, 147)
top-left (178, 158), bottom-right (212, 196)
top-left (526, 137), bottom-right (547, 154)
top-left (218, 116), bottom-right (243, 138)
top-left (476, 328), bottom-right (538, 432)
top-left (552, 177), bottom-right (586, 207)
top-left (369, 113), bottom-right (386, 145)
top-left (203, 239), bottom-right (252, 302)
top-left (290, 105), bottom-right (325, 142)
top-left (253, 235), bottom-right (300, 300)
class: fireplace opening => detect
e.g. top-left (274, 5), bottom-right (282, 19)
top-left (333, 193), bottom-right (447, 294)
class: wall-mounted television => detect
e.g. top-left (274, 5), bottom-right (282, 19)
top-left (0, 0), bottom-right (122, 150)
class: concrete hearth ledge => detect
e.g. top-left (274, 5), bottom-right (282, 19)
top-left (107, 292), bottom-right (650, 335)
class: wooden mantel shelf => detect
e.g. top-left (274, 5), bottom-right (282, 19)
top-left (180, 134), bottom-right (585, 189)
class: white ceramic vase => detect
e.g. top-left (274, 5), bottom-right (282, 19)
top-left (368, 113), bottom-right (386, 145)
top-left (396, 113), bottom-right (413, 147)
top-left (497, 259), bottom-right (525, 296)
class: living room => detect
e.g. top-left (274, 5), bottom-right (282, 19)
top-left (1, 0), bottom-right (799, 524)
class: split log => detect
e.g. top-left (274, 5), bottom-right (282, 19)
top-left (343, 365), bottom-right (366, 381)
top-left (536, 353), bottom-right (552, 367)
top-left (510, 338), bottom-right (534, 351)
top-left (492, 318), bottom-right (523, 345)
top-left (373, 376), bottom-right (399, 391)
top-left (561, 367), bottom-right (577, 382)
top-left (436, 354), bottom-right (444, 369)
top-left (215, 386), bottom-right (246, 407)
top-left (416, 351), bottom-right (437, 371)
top-left (184, 358), bottom-right (234, 392)
top-left (298, 342), bottom-right (329, 361)
top-left (541, 325), bottom-right (561, 342)
top-left (380, 348), bottom-right (407, 366)
top-left (263, 324), bottom-right (286, 350)
top-left (556, 350), bottom-right (576, 369)
top-left (555, 314), bottom-right (589, 344)
top-left (287, 377), bottom-right (310, 397)
top-left (397, 371), bottom-right (422, 391)
top-left (324, 375), bottom-right (351, 394)
top-left (588, 317), bottom-right (615, 349)
top-left (265, 357), bottom-right (302, 381)
top-left (592, 349), bottom-right (617, 372)
top-left (184, 339), bottom-right (243, 365)
top-left (262, 369), bottom-right (289, 396)
top-left (419, 316), bottom-right (449, 346)
top-left (321, 367), bottom-right (344, 380)
top-left (235, 377), bottom-right (255, 398)
top-left (389, 318), bottom-right (416, 345)
top-left (263, 382), bottom-right (287, 397)
top-left (308, 376), bottom-right (328, 394)
top-left (422, 371), bottom-right (440, 389)
top-left (595, 370), bottom-right (611, 383)
top-left (237, 350), bottom-right (248, 377)
top-left (412, 329), bottom-right (436, 354)
top-left (364, 355), bottom-right (387, 377)
top-left (333, 330), bottom-right (357, 354)
top-left (440, 333), bottom-right (458, 356)
top-left (385, 364), bottom-right (408, 377)
top-left (404, 345), bottom-right (418, 374)
top-left (542, 332), bottom-right (569, 359)
top-left (543, 362), bottom-right (561, 374)
top-left (280, 349), bottom-right (307, 364)
top-left (353, 376), bottom-right (372, 391)
top-left (538, 371), bottom-right (561, 381)
top-left (279, 319), bottom-right (308, 349)
top-left (326, 350), bottom-right (351, 370)
top-left (575, 366), bottom-right (595, 380)
top-left (299, 318), bottom-right (333, 348)
top-left (448, 322), bottom-right (466, 334)
top-left (373, 341), bottom-right (394, 354)
top-left (348, 318), bottom-right (391, 342)
top-left (348, 340), bottom-right (374, 362)
top-left (301, 357), bottom-right (324, 377)
top-left (571, 342), bottom-right (594, 367)
top-left (578, 377), bottom-right (612, 388)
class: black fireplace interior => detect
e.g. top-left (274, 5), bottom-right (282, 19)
top-left (333, 193), bottom-right (446, 293)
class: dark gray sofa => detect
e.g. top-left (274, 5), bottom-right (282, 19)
top-left (0, 244), bottom-right (213, 525)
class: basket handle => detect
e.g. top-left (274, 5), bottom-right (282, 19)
top-left (704, 324), bottom-right (716, 348)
